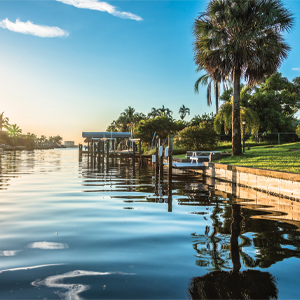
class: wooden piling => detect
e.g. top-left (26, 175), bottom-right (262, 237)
top-left (91, 140), bottom-right (94, 161)
top-left (101, 140), bottom-right (104, 166)
top-left (139, 140), bottom-right (142, 166)
top-left (154, 136), bottom-right (159, 186)
top-left (93, 142), bottom-right (97, 166)
top-left (132, 141), bottom-right (135, 165)
top-left (106, 140), bottom-right (109, 161)
top-left (168, 136), bottom-right (173, 194)
top-left (159, 139), bottom-right (163, 180)
top-left (97, 140), bottom-right (100, 168)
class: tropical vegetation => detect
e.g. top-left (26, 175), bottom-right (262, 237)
top-left (0, 111), bottom-right (63, 149)
top-left (193, 0), bottom-right (294, 155)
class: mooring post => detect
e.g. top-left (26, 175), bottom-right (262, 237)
top-left (91, 140), bottom-right (94, 161)
top-left (168, 136), bottom-right (173, 196)
top-left (155, 136), bottom-right (159, 187)
top-left (159, 139), bottom-right (163, 181)
top-left (93, 142), bottom-right (97, 166)
top-left (155, 136), bottom-right (159, 178)
top-left (79, 144), bottom-right (82, 163)
top-left (88, 142), bottom-right (90, 156)
top-left (139, 140), bottom-right (142, 166)
top-left (132, 140), bottom-right (136, 166)
top-left (106, 140), bottom-right (109, 161)
top-left (97, 140), bottom-right (101, 168)
top-left (101, 140), bottom-right (105, 166)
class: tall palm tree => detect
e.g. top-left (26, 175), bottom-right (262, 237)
top-left (0, 112), bottom-right (9, 130)
top-left (193, 0), bottom-right (293, 155)
top-left (179, 105), bottom-right (190, 120)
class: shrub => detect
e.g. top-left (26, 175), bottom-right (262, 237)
top-left (177, 122), bottom-right (218, 150)
top-left (296, 123), bottom-right (300, 138)
top-left (0, 130), bottom-right (10, 145)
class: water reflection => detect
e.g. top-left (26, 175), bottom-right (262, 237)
top-left (27, 241), bottom-right (69, 250)
top-left (188, 269), bottom-right (278, 299)
top-left (0, 250), bottom-right (22, 256)
top-left (0, 150), bottom-right (300, 299)
top-left (188, 204), bottom-right (279, 299)
top-left (32, 270), bottom-right (135, 300)
top-left (0, 263), bottom-right (64, 273)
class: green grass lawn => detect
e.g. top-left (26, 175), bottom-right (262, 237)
top-left (174, 142), bottom-right (300, 173)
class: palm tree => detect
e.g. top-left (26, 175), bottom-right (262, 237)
top-left (158, 105), bottom-right (173, 117)
top-left (194, 68), bottom-right (232, 114)
top-left (5, 124), bottom-right (22, 137)
top-left (179, 105), bottom-right (190, 120)
top-left (193, 0), bottom-right (293, 155)
top-left (148, 107), bottom-right (161, 118)
top-left (0, 112), bottom-right (9, 130)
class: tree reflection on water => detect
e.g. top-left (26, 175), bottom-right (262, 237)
top-left (188, 204), bottom-right (279, 300)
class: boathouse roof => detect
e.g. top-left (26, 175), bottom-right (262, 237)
top-left (82, 132), bottom-right (132, 139)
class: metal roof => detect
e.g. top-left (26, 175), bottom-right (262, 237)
top-left (82, 132), bottom-right (132, 138)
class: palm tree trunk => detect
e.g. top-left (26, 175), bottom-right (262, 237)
top-left (232, 68), bottom-right (242, 155)
top-left (215, 82), bottom-right (219, 114)
top-left (230, 204), bottom-right (242, 273)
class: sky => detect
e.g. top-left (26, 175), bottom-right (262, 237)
top-left (1, 0), bottom-right (300, 144)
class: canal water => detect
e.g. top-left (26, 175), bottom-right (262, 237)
top-left (0, 149), bottom-right (300, 299)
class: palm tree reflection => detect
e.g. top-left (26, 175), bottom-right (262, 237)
top-left (188, 204), bottom-right (278, 299)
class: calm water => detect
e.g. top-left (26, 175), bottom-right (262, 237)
top-left (0, 149), bottom-right (300, 299)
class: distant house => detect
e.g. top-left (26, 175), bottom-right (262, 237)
top-left (64, 141), bottom-right (75, 147)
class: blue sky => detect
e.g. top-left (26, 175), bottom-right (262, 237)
top-left (0, 0), bottom-right (300, 144)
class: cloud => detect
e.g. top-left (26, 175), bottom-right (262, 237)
top-left (0, 19), bottom-right (69, 38)
top-left (56, 0), bottom-right (142, 21)
top-left (27, 241), bottom-right (69, 250)
top-left (292, 68), bottom-right (300, 71)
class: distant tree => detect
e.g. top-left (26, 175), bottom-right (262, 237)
top-left (53, 135), bottom-right (63, 145)
top-left (179, 105), bottom-right (190, 120)
top-left (0, 112), bottom-right (9, 130)
top-left (189, 112), bottom-right (215, 126)
top-left (107, 107), bottom-right (146, 132)
top-left (158, 105), bottom-right (173, 117)
top-left (148, 107), bottom-right (161, 119)
top-left (193, 0), bottom-right (294, 155)
top-left (5, 124), bottom-right (22, 137)
top-left (134, 115), bottom-right (184, 146)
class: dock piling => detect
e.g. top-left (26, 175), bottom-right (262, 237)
top-left (168, 136), bottom-right (173, 195)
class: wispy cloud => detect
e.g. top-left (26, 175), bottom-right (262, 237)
top-left (0, 19), bottom-right (69, 38)
top-left (56, 0), bottom-right (143, 21)
top-left (292, 68), bottom-right (300, 71)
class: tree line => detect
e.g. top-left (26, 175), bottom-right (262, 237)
top-left (106, 71), bottom-right (300, 152)
top-left (0, 112), bottom-right (63, 148)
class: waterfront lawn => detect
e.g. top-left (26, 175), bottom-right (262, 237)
top-left (174, 142), bottom-right (300, 173)
top-left (215, 142), bottom-right (300, 173)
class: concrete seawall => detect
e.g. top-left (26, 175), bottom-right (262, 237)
top-left (192, 162), bottom-right (300, 200)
